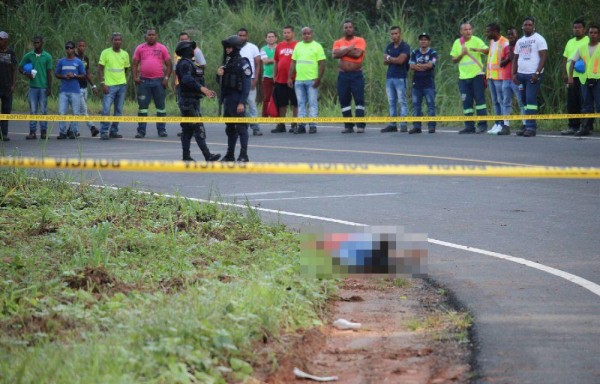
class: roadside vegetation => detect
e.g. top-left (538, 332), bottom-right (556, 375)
top-left (1, 0), bottom-right (597, 129)
top-left (0, 169), bottom-right (334, 383)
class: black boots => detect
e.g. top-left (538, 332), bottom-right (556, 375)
top-left (221, 150), bottom-right (236, 162)
top-left (183, 150), bottom-right (194, 162)
top-left (237, 148), bottom-right (249, 162)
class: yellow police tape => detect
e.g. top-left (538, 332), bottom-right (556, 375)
top-left (1, 157), bottom-right (599, 178)
top-left (2, 113), bottom-right (599, 124)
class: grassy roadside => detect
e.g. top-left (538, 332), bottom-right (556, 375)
top-left (0, 169), bottom-right (335, 383)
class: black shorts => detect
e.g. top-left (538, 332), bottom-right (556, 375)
top-left (273, 82), bottom-right (298, 107)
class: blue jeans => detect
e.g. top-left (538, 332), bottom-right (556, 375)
top-left (295, 80), bottom-right (319, 129)
top-left (458, 75), bottom-right (487, 131)
top-left (136, 78), bottom-right (166, 134)
top-left (245, 87), bottom-right (259, 131)
top-left (58, 92), bottom-right (81, 134)
top-left (581, 80), bottom-right (599, 131)
top-left (517, 73), bottom-right (542, 131)
top-left (502, 80), bottom-right (525, 125)
top-left (386, 77), bottom-right (408, 128)
top-left (0, 89), bottom-right (12, 137)
top-left (337, 71), bottom-right (365, 129)
top-left (489, 79), bottom-right (503, 124)
top-left (79, 87), bottom-right (94, 129)
top-left (412, 87), bottom-right (436, 130)
top-left (28, 87), bottom-right (48, 133)
top-left (101, 84), bottom-right (127, 135)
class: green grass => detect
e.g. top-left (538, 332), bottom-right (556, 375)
top-left (0, 169), bottom-right (335, 383)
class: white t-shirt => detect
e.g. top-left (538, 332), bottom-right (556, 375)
top-left (240, 42), bottom-right (260, 79)
top-left (514, 32), bottom-right (548, 74)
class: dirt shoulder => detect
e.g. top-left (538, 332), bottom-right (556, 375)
top-left (255, 278), bottom-right (474, 384)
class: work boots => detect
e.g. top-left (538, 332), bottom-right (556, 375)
top-left (237, 148), bottom-right (249, 162)
top-left (182, 150), bottom-right (195, 162)
top-left (221, 150), bottom-right (236, 162)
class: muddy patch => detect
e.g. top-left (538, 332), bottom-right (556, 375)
top-left (255, 278), bottom-right (473, 383)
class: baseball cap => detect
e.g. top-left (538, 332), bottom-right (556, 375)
top-left (418, 32), bottom-right (431, 40)
top-left (0, 31), bottom-right (9, 39)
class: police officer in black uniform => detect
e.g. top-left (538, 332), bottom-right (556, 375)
top-left (175, 40), bottom-right (221, 162)
top-left (217, 35), bottom-right (252, 162)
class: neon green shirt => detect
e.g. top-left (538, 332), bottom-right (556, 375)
top-left (291, 41), bottom-right (326, 81)
top-left (99, 48), bottom-right (130, 86)
top-left (450, 36), bottom-right (488, 79)
top-left (564, 36), bottom-right (589, 79)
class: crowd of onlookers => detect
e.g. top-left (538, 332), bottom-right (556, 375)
top-left (0, 17), bottom-right (598, 146)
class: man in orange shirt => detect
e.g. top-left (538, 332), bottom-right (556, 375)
top-left (333, 20), bottom-right (367, 133)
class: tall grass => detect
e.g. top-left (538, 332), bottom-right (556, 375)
top-left (2, 0), bottom-right (598, 128)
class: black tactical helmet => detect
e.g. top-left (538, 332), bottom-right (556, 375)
top-left (221, 35), bottom-right (244, 49)
top-left (175, 40), bottom-right (197, 57)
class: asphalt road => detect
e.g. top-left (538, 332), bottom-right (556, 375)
top-left (2, 120), bottom-right (600, 383)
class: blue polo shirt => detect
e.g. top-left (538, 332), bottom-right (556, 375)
top-left (55, 57), bottom-right (85, 93)
top-left (409, 48), bottom-right (437, 89)
top-left (385, 41), bottom-right (411, 79)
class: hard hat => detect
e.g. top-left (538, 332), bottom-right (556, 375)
top-left (574, 59), bottom-right (585, 74)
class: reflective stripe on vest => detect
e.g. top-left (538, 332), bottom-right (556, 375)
top-left (487, 36), bottom-right (508, 80)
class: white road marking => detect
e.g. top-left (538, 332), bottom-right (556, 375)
top-left (249, 192), bottom-right (398, 202)
top-left (222, 190), bottom-right (295, 197)
top-left (75, 182), bottom-right (600, 299)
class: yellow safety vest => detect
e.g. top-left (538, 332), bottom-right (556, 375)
top-left (578, 44), bottom-right (600, 80)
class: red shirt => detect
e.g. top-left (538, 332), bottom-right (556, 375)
top-left (274, 40), bottom-right (297, 83)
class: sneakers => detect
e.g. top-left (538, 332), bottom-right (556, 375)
top-left (516, 128), bottom-right (526, 136)
top-left (237, 153), bottom-right (249, 162)
top-left (523, 129), bottom-right (536, 137)
top-left (380, 125), bottom-right (398, 133)
top-left (57, 133), bottom-right (68, 140)
top-left (109, 133), bottom-right (123, 139)
top-left (135, 132), bottom-right (145, 138)
top-left (271, 123), bottom-right (286, 133)
top-left (487, 123), bottom-right (502, 135)
top-left (408, 127), bottom-right (422, 134)
top-left (475, 126), bottom-right (487, 134)
top-left (400, 126), bottom-right (408, 133)
top-left (158, 131), bottom-right (168, 138)
top-left (25, 133), bottom-right (37, 140)
top-left (561, 127), bottom-right (577, 136)
top-left (309, 126), bottom-right (317, 134)
top-left (458, 128), bottom-right (475, 134)
top-left (100, 133), bottom-right (110, 140)
top-left (67, 130), bottom-right (76, 139)
top-left (90, 126), bottom-right (99, 137)
top-left (497, 125), bottom-right (511, 135)
top-left (341, 127), bottom-right (354, 134)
